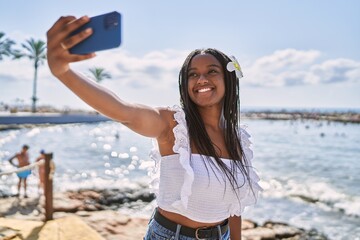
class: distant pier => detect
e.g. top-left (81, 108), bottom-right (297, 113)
top-left (0, 112), bottom-right (111, 130)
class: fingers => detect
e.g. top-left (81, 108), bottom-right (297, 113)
top-left (46, 15), bottom-right (96, 77)
top-left (46, 16), bottom-right (76, 48)
top-left (68, 53), bottom-right (96, 62)
top-left (47, 15), bottom-right (90, 50)
top-left (61, 27), bottom-right (93, 51)
top-left (46, 16), bottom-right (76, 38)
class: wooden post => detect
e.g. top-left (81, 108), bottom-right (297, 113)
top-left (44, 153), bottom-right (53, 221)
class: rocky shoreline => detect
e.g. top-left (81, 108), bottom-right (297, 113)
top-left (241, 110), bottom-right (360, 123)
top-left (0, 189), bottom-right (329, 240)
top-left (0, 110), bottom-right (359, 131)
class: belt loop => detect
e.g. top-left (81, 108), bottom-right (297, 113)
top-left (174, 224), bottom-right (181, 240)
top-left (217, 225), bottom-right (222, 240)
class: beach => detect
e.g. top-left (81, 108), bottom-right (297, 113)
top-left (0, 112), bottom-right (359, 239)
top-left (0, 190), bottom-right (328, 240)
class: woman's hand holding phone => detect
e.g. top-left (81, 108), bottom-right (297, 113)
top-left (46, 16), bottom-right (96, 78)
top-left (47, 12), bottom-right (121, 78)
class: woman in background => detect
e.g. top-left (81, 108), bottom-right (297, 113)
top-left (35, 149), bottom-right (46, 194)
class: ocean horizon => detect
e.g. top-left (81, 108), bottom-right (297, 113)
top-left (1, 104), bottom-right (360, 114)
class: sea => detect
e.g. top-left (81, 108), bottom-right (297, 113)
top-left (0, 116), bottom-right (359, 240)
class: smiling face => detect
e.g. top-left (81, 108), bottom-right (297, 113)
top-left (187, 53), bottom-right (225, 108)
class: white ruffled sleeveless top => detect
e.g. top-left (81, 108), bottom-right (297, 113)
top-left (149, 105), bottom-right (262, 223)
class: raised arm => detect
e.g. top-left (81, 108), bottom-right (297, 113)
top-left (46, 16), bottom-right (169, 138)
top-left (8, 154), bottom-right (18, 167)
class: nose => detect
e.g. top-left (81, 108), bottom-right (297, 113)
top-left (197, 74), bottom-right (208, 84)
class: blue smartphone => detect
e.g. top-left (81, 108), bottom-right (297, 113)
top-left (69, 11), bottom-right (121, 55)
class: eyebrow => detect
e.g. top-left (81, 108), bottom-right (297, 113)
top-left (188, 64), bottom-right (222, 71)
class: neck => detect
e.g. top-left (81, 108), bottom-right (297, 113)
top-left (197, 105), bottom-right (223, 130)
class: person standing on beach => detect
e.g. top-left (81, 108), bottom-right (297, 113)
top-left (47, 16), bottom-right (261, 240)
top-left (35, 149), bottom-right (46, 194)
top-left (8, 144), bottom-right (31, 198)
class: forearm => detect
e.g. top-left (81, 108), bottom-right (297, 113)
top-left (57, 69), bottom-right (168, 137)
top-left (58, 69), bottom-right (131, 122)
top-left (47, 16), bottom-right (168, 138)
top-left (229, 215), bottom-right (242, 240)
top-left (8, 157), bottom-right (18, 167)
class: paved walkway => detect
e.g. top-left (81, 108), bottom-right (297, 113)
top-left (0, 216), bottom-right (104, 240)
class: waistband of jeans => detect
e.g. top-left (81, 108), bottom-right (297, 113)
top-left (153, 209), bottom-right (228, 239)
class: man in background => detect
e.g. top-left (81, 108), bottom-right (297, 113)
top-left (8, 144), bottom-right (31, 198)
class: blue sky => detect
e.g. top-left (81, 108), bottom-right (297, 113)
top-left (0, 0), bottom-right (359, 110)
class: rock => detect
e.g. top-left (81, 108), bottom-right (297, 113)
top-left (53, 198), bottom-right (83, 212)
top-left (242, 219), bottom-right (257, 230)
top-left (83, 204), bottom-right (102, 211)
top-left (0, 196), bottom-right (42, 218)
top-left (78, 210), bottom-right (148, 240)
top-left (75, 211), bottom-right (92, 217)
top-left (67, 190), bottom-right (102, 201)
top-left (242, 227), bottom-right (276, 240)
top-left (305, 228), bottom-right (329, 240)
top-left (263, 221), bottom-right (302, 238)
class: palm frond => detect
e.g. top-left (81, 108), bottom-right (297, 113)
top-left (88, 67), bottom-right (112, 83)
top-left (0, 32), bottom-right (17, 60)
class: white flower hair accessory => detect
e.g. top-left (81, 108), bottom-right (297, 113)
top-left (226, 56), bottom-right (243, 79)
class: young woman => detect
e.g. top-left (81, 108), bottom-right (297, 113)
top-left (47, 15), bottom-right (261, 240)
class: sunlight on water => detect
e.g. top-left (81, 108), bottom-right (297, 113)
top-left (0, 119), bottom-right (359, 238)
top-left (243, 119), bottom-right (360, 238)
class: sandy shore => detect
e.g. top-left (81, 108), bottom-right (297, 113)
top-left (0, 190), bottom-right (329, 240)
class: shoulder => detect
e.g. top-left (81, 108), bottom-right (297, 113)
top-left (156, 106), bottom-right (175, 116)
top-left (155, 107), bottom-right (175, 126)
top-left (156, 105), bottom-right (183, 113)
top-left (156, 105), bottom-right (184, 123)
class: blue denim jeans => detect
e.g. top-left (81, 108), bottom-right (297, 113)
top-left (143, 216), bottom-right (230, 240)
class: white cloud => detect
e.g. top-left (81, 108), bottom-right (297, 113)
top-left (253, 48), bottom-right (321, 71)
top-left (1, 48), bottom-right (359, 109)
top-left (243, 49), bottom-right (360, 87)
top-left (73, 48), bottom-right (359, 90)
top-left (310, 58), bottom-right (360, 84)
top-left (2, 48), bottom-right (358, 91)
top-left (73, 49), bottom-right (188, 90)
top-left (0, 58), bottom-right (34, 82)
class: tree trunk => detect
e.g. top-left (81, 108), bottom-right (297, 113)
top-left (31, 63), bottom-right (38, 113)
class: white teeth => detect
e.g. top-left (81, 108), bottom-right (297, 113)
top-left (198, 88), bottom-right (211, 93)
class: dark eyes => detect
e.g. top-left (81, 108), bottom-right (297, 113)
top-left (188, 72), bottom-right (198, 78)
top-left (188, 69), bottom-right (219, 78)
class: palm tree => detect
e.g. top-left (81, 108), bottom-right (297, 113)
top-left (17, 38), bottom-right (47, 113)
top-left (88, 67), bottom-right (112, 83)
top-left (0, 32), bottom-right (16, 60)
